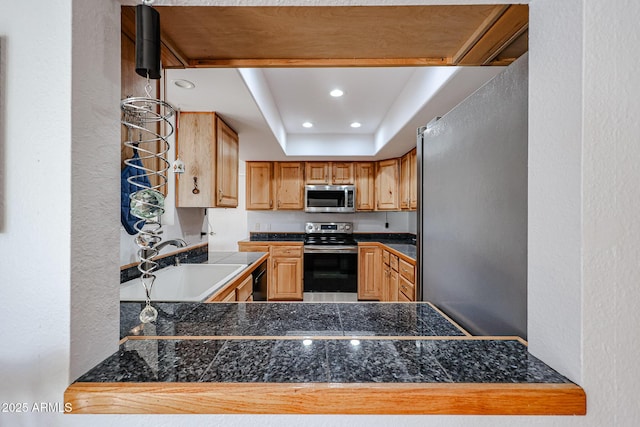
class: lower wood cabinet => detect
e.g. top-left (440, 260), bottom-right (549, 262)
top-left (370, 245), bottom-right (415, 302)
top-left (398, 258), bottom-right (416, 301)
top-left (235, 275), bottom-right (253, 302)
top-left (206, 270), bottom-right (254, 302)
top-left (238, 241), bottom-right (304, 301)
top-left (269, 245), bottom-right (303, 300)
top-left (358, 244), bottom-right (381, 300)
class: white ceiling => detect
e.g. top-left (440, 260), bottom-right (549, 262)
top-left (164, 66), bottom-right (505, 161)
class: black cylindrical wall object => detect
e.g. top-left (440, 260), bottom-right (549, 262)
top-left (135, 4), bottom-right (161, 80)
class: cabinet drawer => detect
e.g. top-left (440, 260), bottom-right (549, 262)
top-left (270, 245), bottom-right (303, 258)
top-left (399, 275), bottom-right (415, 301)
top-left (398, 290), bottom-right (412, 302)
top-left (390, 254), bottom-right (399, 271)
top-left (399, 259), bottom-right (415, 282)
top-left (382, 250), bottom-right (390, 265)
top-left (238, 242), bottom-right (270, 252)
top-left (235, 275), bottom-right (253, 302)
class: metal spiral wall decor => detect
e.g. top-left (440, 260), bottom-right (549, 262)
top-left (122, 94), bottom-right (175, 323)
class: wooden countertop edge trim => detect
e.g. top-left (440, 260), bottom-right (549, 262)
top-left (64, 382), bottom-right (586, 415)
top-left (203, 253), bottom-right (269, 302)
top-left (426, 302), bottom-right (473, 337)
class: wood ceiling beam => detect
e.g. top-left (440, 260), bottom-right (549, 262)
top-left (452, 5), bottom-right (509, 65)
top-left (457, 5), bottom-right (529, 66)
top-left (159, 34), bottom-right (190, 68)
top-left (190, 57), bottom-right (452, 68)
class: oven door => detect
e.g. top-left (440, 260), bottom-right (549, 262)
top-left (303, 250), bottom-right (358, 293)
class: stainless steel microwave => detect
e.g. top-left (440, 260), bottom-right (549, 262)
top-left (304, 185), bottom-right (355, 213)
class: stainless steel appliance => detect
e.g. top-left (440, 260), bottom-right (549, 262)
top-left (303, 222), bottom-right (358, 292)
top-left (304, 185), bottom-right (355, 213)
top-left (417, 56), bottom-right (528, 338)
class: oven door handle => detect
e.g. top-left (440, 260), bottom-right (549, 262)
top-left (304, 247), bottom-right (358, 254)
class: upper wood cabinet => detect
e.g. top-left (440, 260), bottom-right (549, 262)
top-left (355, 162), bottom-right (375, 211)
top-left (246, 162), bottom-right (274, 210)
top-left (332, 162), bottom-right (354, 184)
top-left (216, 117), bottom-right (239, 207)
top-left (305, 162), bottom-right (354, 185)
top-left (176, 112), bottom-right (239, 208)
top-left (305, 162), bottom-right (330, 184)
top-left (400, 148), bottom-right (418, 211)
top-left (409, 148), bottom-right (417, 210)
top-left (400, 152), bottom-right (411, 210)
top-left (375, 158), bottom-right (400, 211)
top-left (275, 162), bottom-right (305, 210)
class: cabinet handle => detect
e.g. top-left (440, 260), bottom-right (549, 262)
top-left (218, 188), bottom-right (223, 201)
top-left (269, 200), bottom-right (273, 208)
top-left (277, 200), bottom-right (281, 208)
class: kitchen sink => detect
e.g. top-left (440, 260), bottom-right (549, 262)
top-left (119, 263), bottom-right (247, 302)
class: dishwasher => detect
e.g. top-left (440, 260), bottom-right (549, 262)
top-left (252, 260), bottom-right (268, 301)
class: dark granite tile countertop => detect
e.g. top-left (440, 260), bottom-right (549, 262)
top-left (72, 301), bottom-right (585, 415)
top-left (384, 243), bottom-right (416, 260)
top-left (120, 302), bottom-right (464, 339)
top-left (77, 337), bottom-right (568, 385)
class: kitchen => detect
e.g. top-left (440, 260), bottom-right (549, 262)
top-left (118, 5), bottom-right (517, 307)
top-left (85, 3), bottom-right (582, 414)
top-left (3, 0), bottom-right (637, 425)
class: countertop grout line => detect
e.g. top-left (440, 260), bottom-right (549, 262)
top-left (125, 335), bottom-right (525, 341)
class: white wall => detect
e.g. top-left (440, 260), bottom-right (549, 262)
top-left (207, 162), bottom-right (249, 251)
top-left (247, 210), bottom-right (412, 233)
top-left (1, 0), bottom-right (640, 426)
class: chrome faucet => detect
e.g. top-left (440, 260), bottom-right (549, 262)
top-left (153, 239), bottom-right (187, 253)
top-left (140, 238), bottom-right (187, 273)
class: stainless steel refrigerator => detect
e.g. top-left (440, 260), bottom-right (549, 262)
top-left (417, 54), bottom-right (528, 339)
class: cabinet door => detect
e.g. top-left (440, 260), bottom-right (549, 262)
top-left (332, 162), bottom-right (354, 184)
top-left (269, 257), bottom-right (303, 300)
top-left (389, 269), bottom-right (399, 302)
top-left (381, 264), bottom-right (390, 301)
top-left (275, 162), bottom-right (304, 209)
top-left (235, 275), bottom-right (253, 302)
top-left (216, 117), bottom-right (239, 207)
top-left (409, 148), bottom-right (417, 210)
top-left (176, 112), bottom-right (215, 207)
top-left (355, 162), bottom-right (375, 211)
top-left (305, 162), bottom-right (330, 184)
top-left (246, 162), bottom-right (274, 210)
top-left (400, 152), bottom-right (411, 210)
top-left (357, 245), bottom-right (381, 300)
top-left (376, 159), bottom-right (400, 210)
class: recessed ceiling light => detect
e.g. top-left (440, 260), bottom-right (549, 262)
top-left (302, 122), bottom-right (314, 128)
top-left (350, 122), bottom-right (362, 128)
top-left (173, 79), bottom-right (195, 89)
top-left (330, 89), bottom-right (344, 97)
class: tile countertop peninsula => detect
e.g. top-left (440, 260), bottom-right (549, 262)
top-left (66, 302), bottom-right (586, 415)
